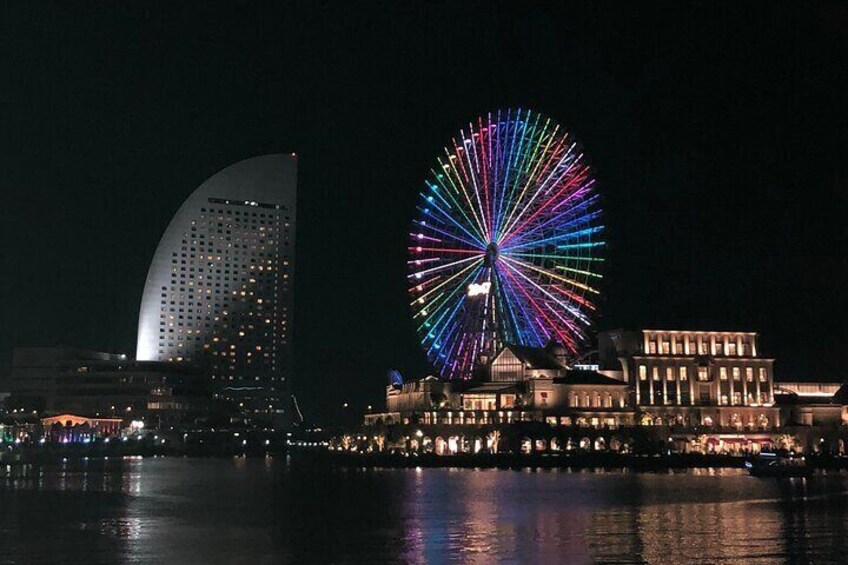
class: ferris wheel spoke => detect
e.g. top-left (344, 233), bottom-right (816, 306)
top-left (438, 153), bottom-right (489, 242)
top-left (415, 209), bottom-right (489, 246)
top-left (495, 110), bottom-right (531, 234)
top-left (456, 133), bottom-right (491, 240)
top-left (499, 256), bottom-right (594, 324)
top-left (493, 110), bottom-right (543, 238)
top-left (492, 109), bottom-right (526, 239)
top-left (499, 163), bottom-right (591, 246)
top-left (408, 246), bottom-right (483, 255)
top-left (503, 252), bottom-right (604, 263)
top-left (408, 254), bottom-right (483, 279)
top-left (475, 117), bottom-right (493, 237)
top-left (498, 195), bottom-right (601, 250)
top-left (497, 262), bottom-right (575, 348)
top-left (500, 223), bottom-right (604, 254)
top-left (423, 295), bottom-right (470, 358)
top-left (501, 255), bottom-right (600, 296)
top-left (426, 174), bottom-right (487, 244)
top-left (493, 263), bottom-right (546, 346)
top-left (410, 258), bottom-right (484, 306)
top-left (415, 261), bottom-right (484, 330)
top-left (495, 136), bottom-right (575, 241)
top-left (551, 285), bottom-right (596, 311)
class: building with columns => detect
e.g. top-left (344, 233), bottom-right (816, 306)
top-left (598, 329), bottom-right (779, 430)
top-left (360, 328), bottom-right (848, 456)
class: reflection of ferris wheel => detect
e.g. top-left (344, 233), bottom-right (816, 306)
top-left (408, 109), bottom-right (605, 380)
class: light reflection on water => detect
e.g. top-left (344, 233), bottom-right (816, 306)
top-left (3, 459), bottom-right (848, 564)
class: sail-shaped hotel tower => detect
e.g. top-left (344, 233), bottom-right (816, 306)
top-left (136, 155), bottom-right (296, 423)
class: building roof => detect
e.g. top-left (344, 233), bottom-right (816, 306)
top-left (502, 344), bottom-right (562, 370)
top-left (464, 382), bottom-right (520, 394)
top-left (775, 383), bottom-right (848, 406)
top-left (555, 370), bottom-right (628, 386)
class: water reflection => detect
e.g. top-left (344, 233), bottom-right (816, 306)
top-left (3, 461), bottom-right (848, 564)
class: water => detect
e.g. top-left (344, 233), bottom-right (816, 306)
top-left (3, 459), bottom-right (848, 564)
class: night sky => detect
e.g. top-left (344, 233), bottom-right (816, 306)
top-left (2, 2), bottom-right (846, 424)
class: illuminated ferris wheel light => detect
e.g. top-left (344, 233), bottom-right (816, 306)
top-left (408, 109), bottom-right (605, 380)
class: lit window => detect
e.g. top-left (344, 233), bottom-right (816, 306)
top-left (719, 367), bottom-right (728, 380)
top-left (639, 366), bottom-right (647, 381)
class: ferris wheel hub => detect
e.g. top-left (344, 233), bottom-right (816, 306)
top-left (484, 242), bottom-right (500, 267)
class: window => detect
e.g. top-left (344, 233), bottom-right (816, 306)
top-left (666, 367), bottom-right (675, 381)
top-left (732, 367), bottom-right (741, 381)
top-left (661, 341), bottom-right (670, 354)
top-left (698, 367), bottom-right (708, 381)
top-left (679, 367), bottom-right (688, 381)
top-left (746, 368), bottom-right (754, 382)
top-left (759, 368), bottom-right (768, 382)
top-left (719, 367), bottom-right (728, 380)
top-left (648, 341), bottom-right (657, 354)
top-left (652, 367), bottom-right (660, 381)
top-left (639, 365), bottom-right (647, 381)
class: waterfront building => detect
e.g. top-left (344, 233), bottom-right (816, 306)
top-left (6, 347), bottom-right (207, 427)
top-left (362, 329), bottom-right (848, 456)
top-left (603, 329), bottom-right (780, 430)
top-left (135, 155), bottom-right (297, 424)
top-left (775, 381), bottom-right (848, 428)
top-left (41, 414), bottom-right (123, 442)
top-left (365, 342), bottom-right (634, 453)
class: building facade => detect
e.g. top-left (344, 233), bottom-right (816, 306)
top-left (366, 342), bottom-right (634, 434)
top-left (604, 329), bottom-right (779, 430)
top-left (361, 330), bottom-right (848, 456)
top-left (6, 347), bottom-right (207, 427)
top-left (136, 155), bottom-right (297, 423)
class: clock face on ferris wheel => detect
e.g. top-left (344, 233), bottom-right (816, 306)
top-left (408, 109), bottom-right (605, 380)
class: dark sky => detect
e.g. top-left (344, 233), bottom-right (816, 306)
top-left (2, 2), bottom-right (846, 424)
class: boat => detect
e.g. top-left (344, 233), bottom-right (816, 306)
top-left (745, 452), bottom-right (812, 477)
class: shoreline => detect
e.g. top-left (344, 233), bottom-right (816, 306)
top-left (300, 450), bottom-right (848, 471)
top-left (5, 447), bottom-right (848, 473)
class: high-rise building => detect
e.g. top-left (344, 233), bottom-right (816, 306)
top-left (136, 155), bottom-right (297, 423)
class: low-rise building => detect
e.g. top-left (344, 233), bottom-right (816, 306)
top-left (7, 347), bottom-right (209, 428)
top-left (41, 414), bottom-right (124, 443)
top-left (362, 330), bottom-right (848, 455)
top-left (365, 342), bottom-right (635, 450)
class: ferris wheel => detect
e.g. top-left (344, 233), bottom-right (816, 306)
top-left (408, 109), bottom-right (605, 380)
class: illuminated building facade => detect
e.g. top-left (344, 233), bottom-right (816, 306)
top-left (368, 342), bottom-right (634, 432)
top-left (362, 329), bottom-right (848, 455)
top-left (602, 329), bottom-right (780, 429)
top-left (136, 155), bottom-right (297, 422)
